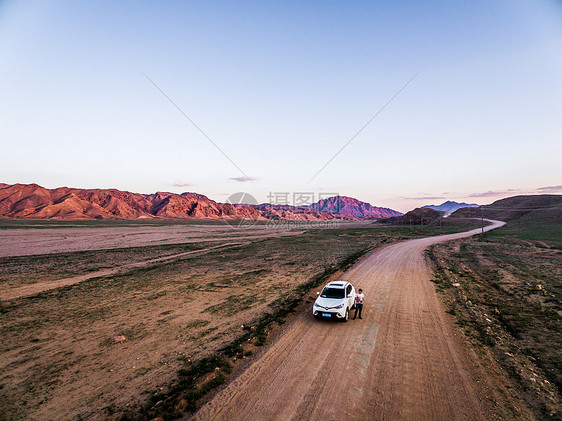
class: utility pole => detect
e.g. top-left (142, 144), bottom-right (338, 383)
top-left (481, 206), bottom-right (484, 235)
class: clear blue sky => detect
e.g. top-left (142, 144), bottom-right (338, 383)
top-left (1, 0), bottom-right (561, 212)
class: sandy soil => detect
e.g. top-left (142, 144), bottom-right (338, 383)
top-left (191, 220), bottom-right (528, 421)
top-left (0, 224), bottom-right (304, 300)
top-left (0, 242), bottom-right (248, 301)
top-left (0, 224), bottom-right (302, 257)
top-left (2, 222), bottom-right (386, 421)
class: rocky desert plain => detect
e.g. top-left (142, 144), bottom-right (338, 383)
top-left (0, 184), bottom-right (560, 421)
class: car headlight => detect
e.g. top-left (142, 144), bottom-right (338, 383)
top-left (314, 303), bottom-right (321, 307)
top-left (334, 304), bottom-right (344, 309)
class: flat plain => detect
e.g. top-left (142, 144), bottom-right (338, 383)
top-left (0, 219), bottom-right (481, 420)
top-left (428, 220), bottom-right (561, 419)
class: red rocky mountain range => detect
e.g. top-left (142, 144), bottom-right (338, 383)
top-left (0, 183), bottom-right (400, 221)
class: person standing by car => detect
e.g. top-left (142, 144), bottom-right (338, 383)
top-left (353, 289), bottom-right (364, 319)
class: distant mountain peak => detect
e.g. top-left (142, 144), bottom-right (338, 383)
top-left (308, 195), bottom-right (402, 219)
top-left (422, 201), bottom-right (478, 213)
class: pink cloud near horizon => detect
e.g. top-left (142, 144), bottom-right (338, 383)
top-left (468, 189), bottom-right (520, 198)
top-left (536, 185), bottom-right (562, 193)
top-left (229, 176), bottom-right (259, 182)
top-left (404, 196), bottom-right (446, 201)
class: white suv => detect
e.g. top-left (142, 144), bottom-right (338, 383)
top-left (313, 281), bottom-right (356, 322)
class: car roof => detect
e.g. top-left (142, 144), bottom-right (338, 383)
top-left (325, 281), bottom-right (350, 288)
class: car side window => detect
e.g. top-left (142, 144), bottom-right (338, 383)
top-left (346, 285), bottom-right (352, 296)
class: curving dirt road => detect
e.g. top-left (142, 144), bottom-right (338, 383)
top-left (191, 220), bottom-right (515, 421)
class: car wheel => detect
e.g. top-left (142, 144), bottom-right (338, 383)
top-left (342, 308), bottom-right (349, 323)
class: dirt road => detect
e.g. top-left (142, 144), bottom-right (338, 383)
top-left (192, 220), bottom-right (515, 421)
